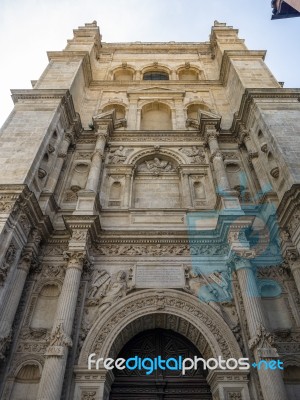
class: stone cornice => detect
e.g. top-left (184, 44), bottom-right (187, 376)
top-left (0, 184), bottom-right (53, 241)
top-left (231, 88), bottom-right (300, 135)
top-left (10, 89), bottom-right (83, 136)
top-left (100, 42), bottom-right (211, 53)
top-left (277, 184), bottom-right (300, 227)
top-left (47, 51), bottom-right (92, 86)
top-left (219, 50), bottom-right (267, 86)
top-left (89, 80), bottom-right (223, 89)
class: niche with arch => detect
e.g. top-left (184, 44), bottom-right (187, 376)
top-left (113, 69), bottom-right (134, 81)
top-left (30, 284), bottom-right (60, 330)
top-left (140, 102), bottom-right (172, 130)
top-left (10, 363), bottom-right (41, 400)
top-left (187, 104), bottom-right (211, 120)
top-left (108, 181), bottom-right (122, 207)
top-left (70, 162), bottom-right (90, 192)
top-left (192, 178), bottom-right (207, 208)
top-left (102, 104), bottom-right (126, 120)
top-left (133, 155), bottom-right (181, 208)
top-left (178, 68), bottom-right (199, 81)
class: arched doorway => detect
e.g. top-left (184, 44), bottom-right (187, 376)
top-left (110, 328), bottom-right (212, 399)
top-left (77, 290), bottom-right (250, 400)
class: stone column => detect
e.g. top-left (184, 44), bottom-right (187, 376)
top-left (235, 257), bottom-right (288, 400)
top-left (85, 132), bottom-right (107, 192)
top-left (37, 250), bottom-right (86, 400)
top-left (43, 133), bottom-right (72, 193)
top-left (239, 127), bottom-right (271, 193)
top-left (0, 229), bottom-right (41, 360)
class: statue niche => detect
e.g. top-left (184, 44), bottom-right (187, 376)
top-left (133, 155), bottom-right (181, 208)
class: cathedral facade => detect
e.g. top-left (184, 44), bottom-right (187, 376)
top-left (0, 20), bottom-right (300, 400)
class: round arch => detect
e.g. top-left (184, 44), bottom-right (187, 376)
top-left (112, 66), bottom-right (135, 81)
top-left (140, 101), bottom-right (172, 130)
top-left (185, 102), bottom-right (212, 119)
top-left (127, 147), bottom-right (185, 166)
top-left (141, 63), bottom-right (171, 77)
top-left (101, 103), bottom-right (127, 120)
top-left (79, 289), bottom-right (242, 365)
top-left (177, 65), bottom-right (203, 81)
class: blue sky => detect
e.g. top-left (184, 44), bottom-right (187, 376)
top-left (0, 0), bottom-right (299, 127)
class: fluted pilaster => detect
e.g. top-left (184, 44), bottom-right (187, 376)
top-left (37, 250), bottom-right (86, 400)
top-left (236, 258), bottom-right (288, 400)
top-left (0, 228), bottom-right (42, 359)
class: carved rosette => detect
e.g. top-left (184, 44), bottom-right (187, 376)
top-left (81, 391), bottom-right (96, 400)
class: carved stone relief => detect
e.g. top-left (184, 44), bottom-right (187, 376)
top-left (107, 146), bottom-right (133, 164)
top-left (95, 243), bottom-right (229, 256)
top-left (179, 146), bottom-right (206, 163)
top-left (0, 242), bottom-right (17, 285)
top-left (137, 157), bottom-right (176, 174)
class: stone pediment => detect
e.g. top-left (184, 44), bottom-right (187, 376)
top-left (93, 110), bottom-right (115, 121)
top-left (198, 109), bottom-right (221, 133)
top-left (198, 109), bottom-right (221, 122)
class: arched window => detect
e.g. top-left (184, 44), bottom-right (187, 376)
top-left (11, 364), bottom-right (41, 400)
top-left (143, 71), bottom-right (169, 80)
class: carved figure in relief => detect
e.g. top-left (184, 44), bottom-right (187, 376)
top-left (179, 146), bottom-right (206, 163)
top-left (98, 270), bottom-right (133, 314)
top-left (108, 146), bottom-right (127, 164)
top-left (138, 157), bottom-right (175, 174)
top-left (88, 269), bottom-right (110, 299)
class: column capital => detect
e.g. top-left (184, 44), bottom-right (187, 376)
top-left (248, 324), bottom-right (277, 356)
top-left (95, 131), bottom-right (109, 140)
top-left (204, 126), bottom-right (219, 144)
top-left (228, 252), bottom-right (256, 270)
top-left (45, 322), bottom-right (72, 357)
top-left (210, 149), bottom-right (224, 162)
top-left (63, 250), bottom-right (86, 270)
